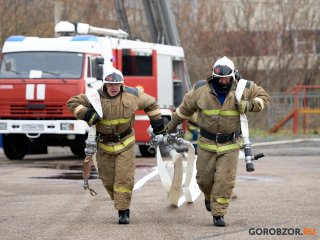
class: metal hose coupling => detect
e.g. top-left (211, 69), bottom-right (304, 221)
top-left (166, 129), bottom-right (185, 145)
top-left (84, 129), bottom-right (97, 156)
top-left (84, 139), bottom-right (97, 156)
top-left (147, 129), bottom-right (182, 149)
top-left (243, 138), bottom-right (265, 172)
top-left (147, 128), bottom-right (187, 155)
top-left (244, 143), bottom-right (255, 172)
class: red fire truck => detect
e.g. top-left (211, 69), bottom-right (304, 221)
top-left (0, 20), bottom-right (190, 160)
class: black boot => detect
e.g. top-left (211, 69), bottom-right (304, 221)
top-left (213, 216), bottom-right (225, 227)
top-left (118, 209), bottom-right (130, 224)
top-left (205, 199), bottom-right (211, 212)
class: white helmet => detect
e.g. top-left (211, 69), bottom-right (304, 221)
top-left (103, 68), bottom-right (124, 84)
top-left (212, 56), bottom-right (235, 81)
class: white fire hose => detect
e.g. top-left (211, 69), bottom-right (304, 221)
top-left (147, 128), bottom-right (201, 207)
top-left (236, 79), bottom-right (264, 171)
top-left (82, 90), bottom-right (102, 195)
top-left (83, 90), bottom-right (201, 204)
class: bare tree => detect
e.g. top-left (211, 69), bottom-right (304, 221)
top-left (0, 0), bottom-right (319, 93)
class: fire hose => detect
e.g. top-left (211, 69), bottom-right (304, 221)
top-left (147, 128), bottom-right (201, 207)
top-left (236, 79), bottom-right (265, 171)
top-left (82, 90), bottom-right (102, 196)
top-left (82, 125), bottom-right (98, 196)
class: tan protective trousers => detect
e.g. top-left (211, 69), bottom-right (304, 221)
top-left (96, 144), bottom-right (135, 210)
top-left (196, 148), bottom-right (239, 216)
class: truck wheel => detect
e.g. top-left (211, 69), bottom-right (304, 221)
top-left (3, 134), bottom-right (28, 160)
top-left (139, 145), bottom-right (155, 157)
top-left (70, 146), bottom-right (85, 157)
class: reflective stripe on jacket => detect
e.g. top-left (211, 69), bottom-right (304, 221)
top-left (173, 78), bottom-right (270, 153)
top-left (67, 86), bottom-right (162, 154)
top-left (98, 135), bottom-right (135, 154)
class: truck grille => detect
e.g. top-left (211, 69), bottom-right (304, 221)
top-left (10, 104), bottom-right (64, 116)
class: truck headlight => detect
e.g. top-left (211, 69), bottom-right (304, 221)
top-left (60, 123), bottom-right (74, 131)
top-left (0, 122), bottom-right (7, 130)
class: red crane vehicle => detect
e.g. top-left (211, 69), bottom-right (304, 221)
top-left (0, 0), bottom-right (191, 159)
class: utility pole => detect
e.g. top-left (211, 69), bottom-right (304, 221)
top-left (54, 1), bottom-right (63, 37)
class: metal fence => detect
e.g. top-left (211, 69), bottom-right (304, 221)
top-left (248, 91), bottom-right (320, 134)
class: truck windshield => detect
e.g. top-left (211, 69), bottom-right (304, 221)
top-left (0, 52), bottom-right (83, 79)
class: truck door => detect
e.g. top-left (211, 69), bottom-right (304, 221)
top-left (113, 48), bottom-right (157, 143)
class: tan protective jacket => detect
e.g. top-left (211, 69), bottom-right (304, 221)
top-left (67, 86), bottom-right (162, 154)
top-left (171, 77), bottom-right (270, 154)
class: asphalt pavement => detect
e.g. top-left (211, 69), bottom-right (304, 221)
top-left (0, 137), bottom-right (319, 240)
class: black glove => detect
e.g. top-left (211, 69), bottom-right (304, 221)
top-left (83, 107), bottom-right (101, 126)
top-left (150, 118), bottom-right (166, 135)
top-left (234, 70), bottom-right (242, 81)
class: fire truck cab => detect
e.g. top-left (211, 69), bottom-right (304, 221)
top-left (0, 21), bottom-right (190, 159)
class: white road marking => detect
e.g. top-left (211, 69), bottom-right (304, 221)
top-left (133, 138), bottom-right (320, 190)
top-left (133, 167), bottom-right (158, 191)
top-left (253, 138), bottom-right (320, 146)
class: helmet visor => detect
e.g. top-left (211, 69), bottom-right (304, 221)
top-left (104, 72), bottom-right (123, 84)
top-left (212, 65), bottom-right (233, 78)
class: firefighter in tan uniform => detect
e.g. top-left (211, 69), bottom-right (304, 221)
top-left (166, 56), bottom-right (270, 227)
top-left (67, 68), bottom-right (165, 224)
